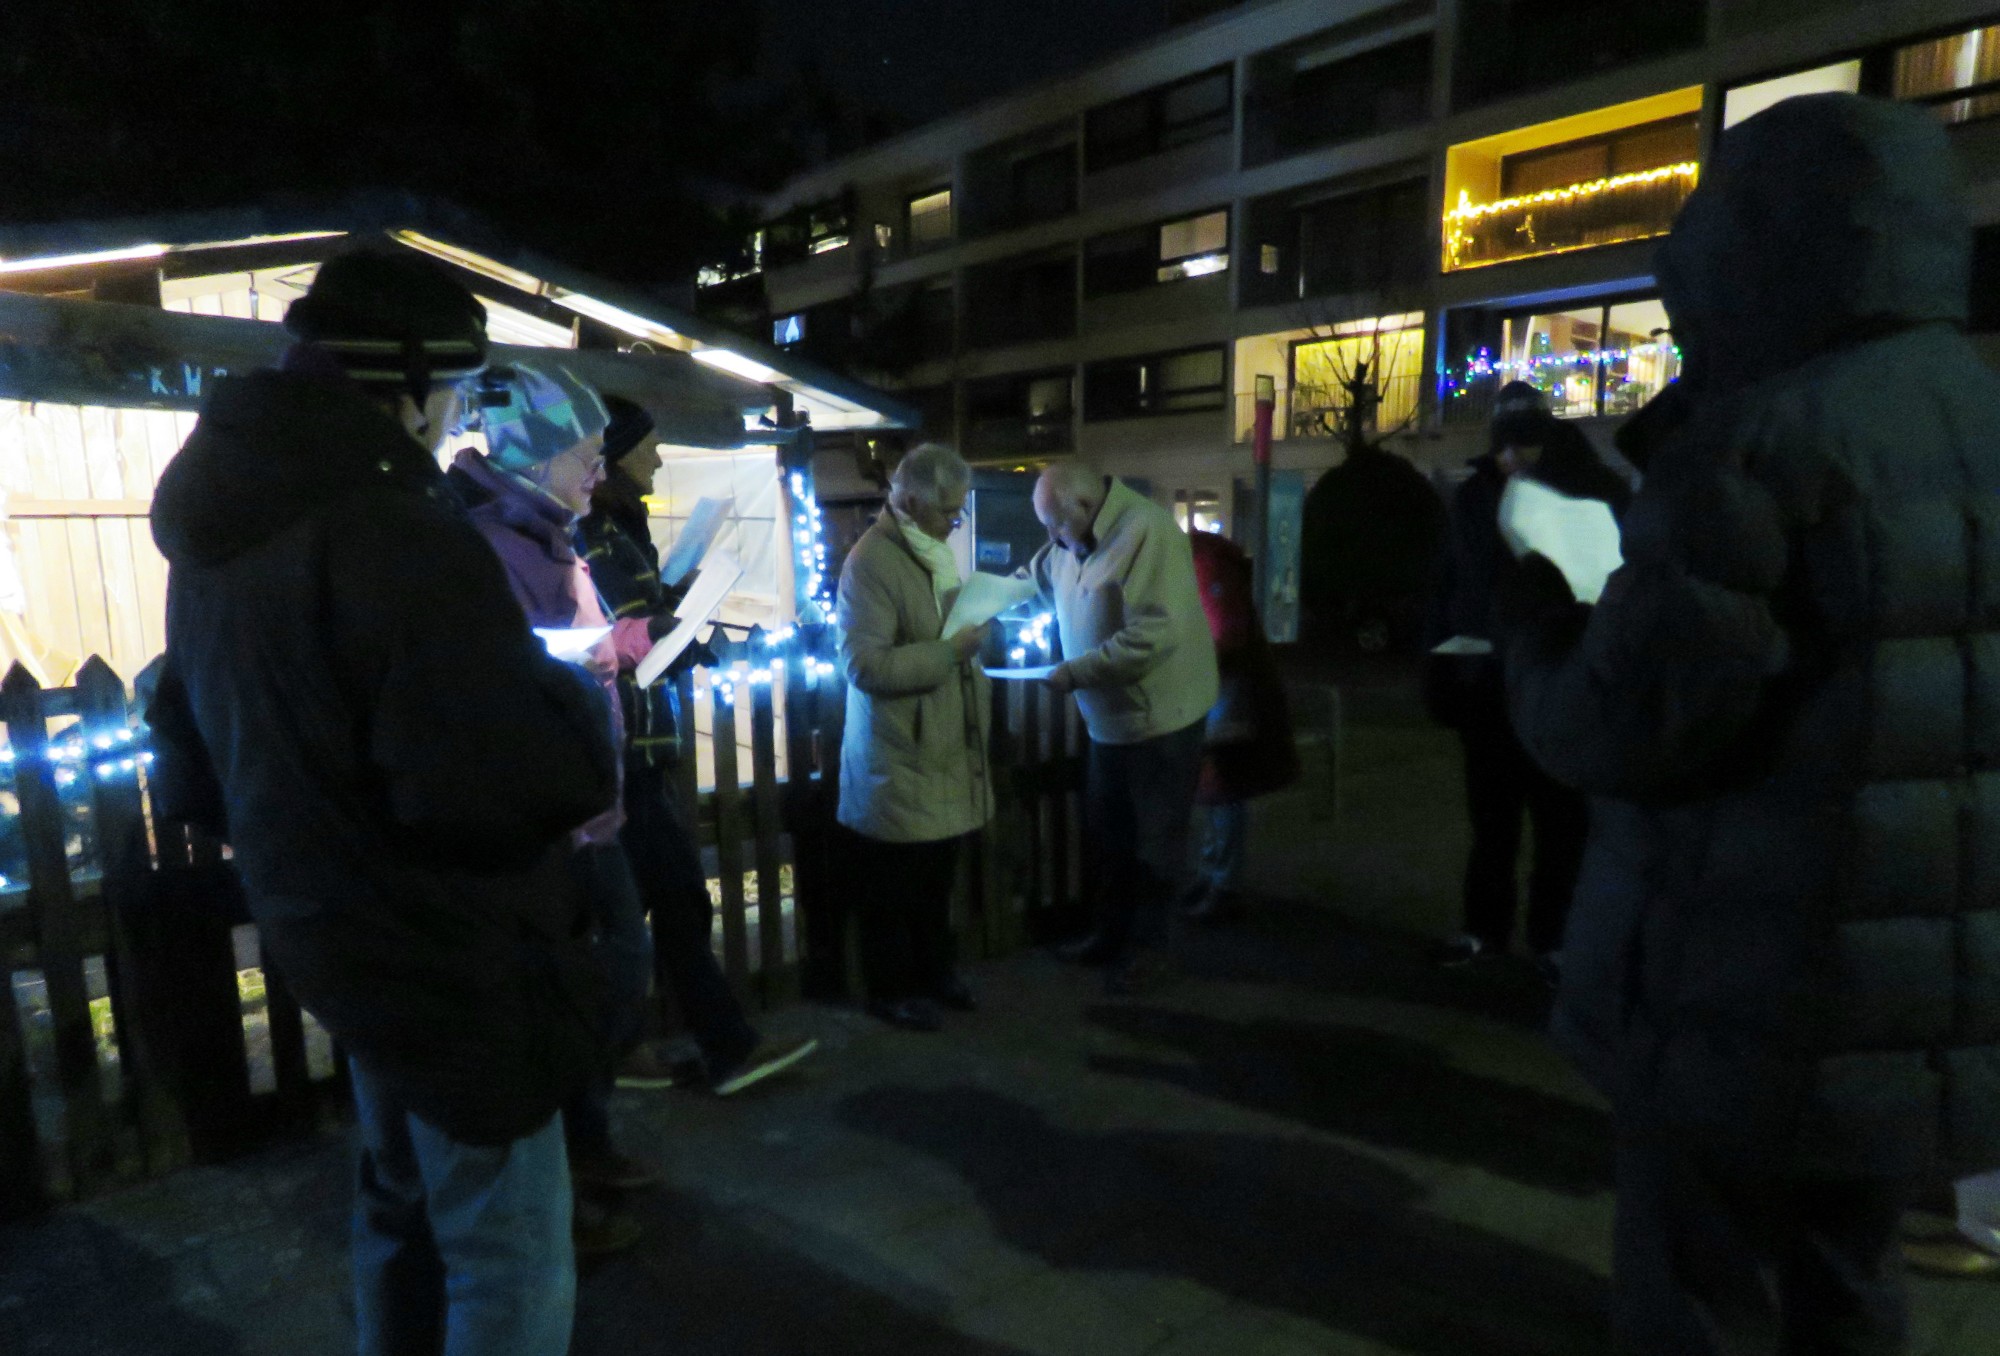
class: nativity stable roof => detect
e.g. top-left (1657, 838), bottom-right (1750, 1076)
top-left (0, 191), bottom-right (917, 441)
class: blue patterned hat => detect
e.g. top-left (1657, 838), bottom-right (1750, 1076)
top-left (468, 362), bottom-right (609, 473)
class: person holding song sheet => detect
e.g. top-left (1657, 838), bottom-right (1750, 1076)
top-left (447, 363), bottom-right (660, 1255)
top-left (836, 443), bottom-right (994, 1031)
top-left (579, 395), bottom-right (817, 1095)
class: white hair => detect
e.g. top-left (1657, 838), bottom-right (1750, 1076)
top-left (890, 442), bottom-right (971, 513)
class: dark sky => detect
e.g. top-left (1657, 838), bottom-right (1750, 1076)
top-left (759, 0), bottom-right (1173, 132)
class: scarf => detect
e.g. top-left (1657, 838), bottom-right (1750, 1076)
top-left (891, 505), bottom-right (959, 617)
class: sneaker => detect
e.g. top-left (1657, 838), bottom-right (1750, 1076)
top-left (1183, 889), bottom-right (1247, 926)
top-left (573, 1196), bottom-right (644, 1258)
top-left (570, 1147), bottom-right (664, 1192)
top-left (613, 1044), bottom-right (683, 1091)
top-left (1533, 950), bottom-right (1564, 990)
top-left (711, 1036), bottom-right (820, 1097)
top-left (1054, 933), bottom-right (1117, 966)
top-left (1431, 933), bottom-right (1489, 968)
top-left (1903, 1239), bottom-right (2000, 1278)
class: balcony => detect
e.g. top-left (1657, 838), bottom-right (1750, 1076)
top-left (964, 414), bottom-right (1073, 461)
top-left (1444, 161), bottom-right (1698, 272)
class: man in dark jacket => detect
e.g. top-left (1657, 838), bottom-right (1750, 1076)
top-left (148, 250), bottom-right (618, 1356)
top-left (1425, 382), bottom-right (1630, 978)
top-left (577, 396), bottom-right (817, 1093)
top-left (1503, 95), bottom-right (2000, 1353)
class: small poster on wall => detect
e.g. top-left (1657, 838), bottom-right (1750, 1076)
top-left (1262, 469), bottom-right (1306, 644)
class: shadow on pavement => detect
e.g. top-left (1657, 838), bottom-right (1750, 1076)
top-left (839, 1085), bottom-right (1609, 1356)
top-left (0, 1214), bottom-right (247, 1356)
top-left (1176, 903), bottom-right (1559, 1032)
top-left (1085, 1005), bottom-right (1612, 1197)
top-left (574, 1187), bottom-right (1036, 1356)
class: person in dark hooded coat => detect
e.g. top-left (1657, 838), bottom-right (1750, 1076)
top-left (1501, 94), bottom-right (2000, 1353)
top-left (147, 250), bottom-right (618, 1355)
top-left (1425, 381), bottom-right (1630, 976)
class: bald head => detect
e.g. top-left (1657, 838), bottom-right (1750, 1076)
top-left (1033, 462), bottom-right (1107, 556)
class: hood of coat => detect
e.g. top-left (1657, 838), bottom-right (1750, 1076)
top-left (152, 368), bottom-right (443, 569)
top-left (448, 447), bottom-right (578, 565)
top-left (1657, 93), bottom-right (1969, 393)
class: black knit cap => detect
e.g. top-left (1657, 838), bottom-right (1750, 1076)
top-left (284, 248), bottom-right (489, 404)
top-left (1489, 379), bottom-right (1557, 451)
top-left (601, 393), bottom-right (657, 465)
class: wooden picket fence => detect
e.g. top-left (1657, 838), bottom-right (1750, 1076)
top-left (0, 644), bottom-right (1086, 1220)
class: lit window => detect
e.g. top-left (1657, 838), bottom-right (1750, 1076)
top-left (1158, 210), bottom-right (1230, 282)
top-left (1894, 23), bottom-right (2000, 125)
top-left (1175, 490), bottom-right (1225, 535)
top-left (874, 223), bottom-right (894, 249)
top-left (907, 188), bottom-right (954, 249)
top-left (773, 314), bottom-right (806, 347)
top-left (1457, 297), bottom-right (1680, 421)
top-left (1722, 61), bottom-right (1862, 129)
top-left (809, 234), bottom-right (850, 256)
top-left (1289, 314), bottom-right (1425, 438)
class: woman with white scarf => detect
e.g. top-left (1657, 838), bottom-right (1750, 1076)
top-left (835, 444), bottom-right (995, 1031)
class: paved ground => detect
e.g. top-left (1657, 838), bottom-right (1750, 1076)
top-left (4, 664), bottom-right (1999, 1354)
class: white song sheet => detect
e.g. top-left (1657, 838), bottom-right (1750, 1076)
top-left (637, 551), bottom-right (744, 688)
top-left (534, 626), bottom-right (613, 660)
top-left (658, 496), bottom-right (733, 587)
top-left (1497, 477), bottom-right (1624, 605)
top-left (942, 572), bottom-right (1039, 640)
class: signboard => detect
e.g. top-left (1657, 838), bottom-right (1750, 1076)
top-left (1262, 469), bottom-right (1306, 644)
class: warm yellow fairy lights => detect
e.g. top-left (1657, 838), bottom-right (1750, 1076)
top-left (1444, 161), bottom-right (1701, 270)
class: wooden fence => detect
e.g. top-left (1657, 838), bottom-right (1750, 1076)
top-left (0, 642), bottom-right (1087, 1220)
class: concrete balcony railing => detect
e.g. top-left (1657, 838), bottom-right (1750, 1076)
top-left (1443, 162), bottom-right (1699, 272)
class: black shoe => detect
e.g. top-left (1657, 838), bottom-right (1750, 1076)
top-left (1055, 933), bottom-right (1117, 966)
top-left (1183, 889), bottom-right (1246, 926)
top-left (935, 977), bottom-right (978, 1012)
top-left (867, 998), bottom-right (944, 1032)
top-left (1431, 933), bottom-right (1491, 969)
top-left (1104, 950), bottom-right (1177, 998)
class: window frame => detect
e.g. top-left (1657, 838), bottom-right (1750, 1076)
top-left (1084, 66), bottom-right (1235, 173)
top-left (906, 186), bottom-right (955, 251)
top-left (1084, 344), bottom-right (1229, 422)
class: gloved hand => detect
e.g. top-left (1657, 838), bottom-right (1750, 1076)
top-left (1495, 552), bottom-right (1587, 651)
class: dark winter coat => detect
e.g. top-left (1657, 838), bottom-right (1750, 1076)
top-left (1425, 431), bottom-right (1631, 730)
top-left (578, 474), bottom-right (683, 769)
top-left (149, 362), bottom-right (619, 1146)
top-left (1189, 531), bottom-right (1297, 805)
top-left (1506, 94), bottom-right (2000, 1181)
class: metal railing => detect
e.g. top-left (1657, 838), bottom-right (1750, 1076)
top-left (1444, 163), bottom-right (1698, 271)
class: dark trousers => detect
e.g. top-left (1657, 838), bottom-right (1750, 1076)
top-left (563, 842), bottom-right (651, 1159)
top-left (844, 827), bottom-right (962, 1003)
top-left (1086, 720), bottom-right (1206, 962)
top-left (620, 756), bottom-right (758, 1075)
top-left (1458, 719), bottom-right (1587, 954)
top-left (1613, 1130), bottom-right (1911, 1355)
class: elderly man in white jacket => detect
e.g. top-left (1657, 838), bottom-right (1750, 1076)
top-left (1033, 461), bottom-right (1219, 995)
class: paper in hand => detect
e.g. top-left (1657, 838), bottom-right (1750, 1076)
top-left (1497, 477), bottom-right (1624, 605)
top-left (535, 626), bottom-right (613, 660)
top-left (658, 496), bottom-right (733, 587)
top-left (637, 551), bottom-right (744, 688)
top-left (983, 665), bottom-right (1058, 681)
top-left (943, 572), bottom-right (1039, 640)
top-left (1430, 636), bottom-right (1495, 657)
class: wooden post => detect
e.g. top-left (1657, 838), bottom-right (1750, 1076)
top-left (749, 675), bottom-right (789, 1005)
top-left (710, 681), bottom-right (750, 999)
top-left (74, 657), bottom-right (187, 1175)
top-left (3, 664), bottom-right (114, 1195)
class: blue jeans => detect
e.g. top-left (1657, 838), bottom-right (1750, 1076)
top-left (349, 1058), bottom-right (574, 1356)
top-left (1085, 720), bottom-right (1206, 961)
top-left (1200, 801), bottom-right (1248, 895)
top-left (565, 842), bottom-right (653, 1158)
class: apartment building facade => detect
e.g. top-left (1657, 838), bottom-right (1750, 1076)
top-left (703, 0), bottom-right (2000, 535)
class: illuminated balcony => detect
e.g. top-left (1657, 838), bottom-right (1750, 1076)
top-left (1444, 162), bottom-right (1699, 271)
top-left (1442, 87), bottom-right (1703, 274)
